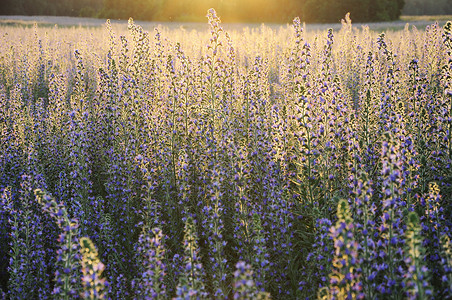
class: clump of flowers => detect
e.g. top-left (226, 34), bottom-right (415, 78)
top-left (233, 261), bottom-right (271, 300)
top-left (404, 212), bottom-right (432, 299)
top-left (320, 199), bottom-right (363, 299)
top-left (35, 189), bottom-right (81, 299)
top-left (79, 237), bottom-right (107, 299)
top-left (134, 227), bottom-right (167, 299)
top-left (176, 217), bottom-right (208, 299)
top-left (440, 235), bottom-right (452, 295)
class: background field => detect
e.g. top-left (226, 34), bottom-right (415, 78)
top-left (0, 14), bottom-right (450, 32)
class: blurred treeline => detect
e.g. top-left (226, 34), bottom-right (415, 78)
top-left (403, 0), bottom-right (452, 15)
top-left (0, 0), bottom-right (103, 18)
top-left (0, 0), bottom-right (408, 23)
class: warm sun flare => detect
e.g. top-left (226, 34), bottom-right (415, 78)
top-left (152, 0), bottom-right (297, 22)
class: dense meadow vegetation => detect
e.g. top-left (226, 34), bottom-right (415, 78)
top-left (0, 9), bottom-right (452, 299)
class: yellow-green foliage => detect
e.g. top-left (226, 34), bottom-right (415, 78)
top-left (320, 199), bottom-right (361, 300)
top-left (79, 237), bottom-right (106, 300)
top-left (442, 235), bottom-right (452, 269)
top-left (404, 212), bottom-right (432, 299)
top-left (441, 235), bottom-right (452, 292)
top-left (426, 182), bottom-right (440, 223)
top-left (336, 199), bottom-right (353, 225)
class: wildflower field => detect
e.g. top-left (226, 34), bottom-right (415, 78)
top-left (0, 9), bottom-right (452, 299)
